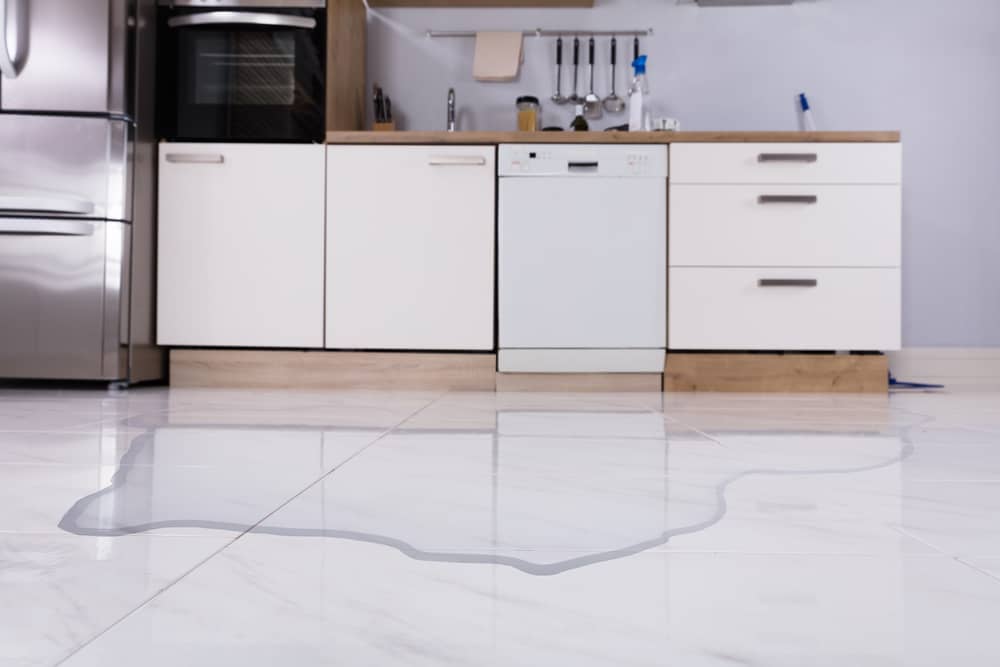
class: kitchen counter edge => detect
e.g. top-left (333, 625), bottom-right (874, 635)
top-left (325, 131), bottom-right (901, 145)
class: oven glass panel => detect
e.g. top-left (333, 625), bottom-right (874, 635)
top-left (190, 32), bottom-right (297, 107)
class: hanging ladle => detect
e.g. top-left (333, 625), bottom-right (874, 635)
top-left (602, 36), bottom-right (625, 113)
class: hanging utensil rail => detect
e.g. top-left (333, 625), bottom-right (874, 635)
top-left (426, 28), bottom-right (653, 39)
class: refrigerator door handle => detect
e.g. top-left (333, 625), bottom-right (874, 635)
top-left (0, 193), bottom-right (97, 216)
top-left (0, 219), bottom-right (96, 236)
top-left (0, 0), bottom-right (26, 79)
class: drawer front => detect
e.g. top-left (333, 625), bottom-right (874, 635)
top-left (669, 268), bottom-right (901, 351)
top-left (670, 185), bottom-right (901, 267)
top-left (0, 115), bottom-right (130, 221)
top-left (670, 143), bottom-right (902, 184)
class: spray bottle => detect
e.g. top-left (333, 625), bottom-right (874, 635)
top-left (628, 55), bottom-right (649, 132)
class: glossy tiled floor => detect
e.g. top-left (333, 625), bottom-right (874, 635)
top-left (2, 387), bottom-right (1000, 666)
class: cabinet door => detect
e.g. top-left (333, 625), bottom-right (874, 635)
top-left (326, 146), bottom-right (495, 351)
top-left (157, 144), bottom-right (325, 348)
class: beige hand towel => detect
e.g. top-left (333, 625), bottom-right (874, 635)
top-left (473, 31), bottom-right (523, 82)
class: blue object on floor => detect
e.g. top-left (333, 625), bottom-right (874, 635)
top-left (889, 371), bottom-right (944, 390)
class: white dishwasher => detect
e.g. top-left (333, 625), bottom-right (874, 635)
top-left (498, 144), bottom-right (668, 373)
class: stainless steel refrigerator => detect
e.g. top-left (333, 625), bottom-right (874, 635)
top-left (0, 0), bottom-right (164, 384)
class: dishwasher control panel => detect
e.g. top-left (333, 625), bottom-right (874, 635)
top-left (498, 144), bottom-right (669, 178)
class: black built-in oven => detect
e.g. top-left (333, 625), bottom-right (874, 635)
top-left (157, 0), bottom-right (326, 143)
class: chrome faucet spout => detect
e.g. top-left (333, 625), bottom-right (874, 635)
top-left (447, 88), bottom-right (456, 132)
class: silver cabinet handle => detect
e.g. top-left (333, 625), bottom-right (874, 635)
top-left (0, 194), bottom-right (96, 215)
top-left (758, 279), bottom-right (818, 288)
top-left (0, 0), bottom-right (26, 79)
top-left (428, 156), bottom-right (488, 167)
top-left (0, 220), bottom-right (95, 236)
top-left (167, 12), bottom-right (317, 30)
top-left (165, 153), bottom-right (225, 164)
top-left (757, 195), bottom-right (819, 205)
top-left (758, 153), bottom-right (818, 163)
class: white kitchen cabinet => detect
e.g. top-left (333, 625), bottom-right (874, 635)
top-left (668, 142), bottom-right (903, 352)
top-left (157, 144), bottom-right (325, 348)
top-left (326, 146), bottom-right (495, 351)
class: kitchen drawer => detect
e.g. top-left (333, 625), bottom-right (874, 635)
top-left (669, 268), bottom-right (901, 351)
top-left (670, 143), bottom-right (902, 185)
top-left (670, 185), bottom-right (901, 267)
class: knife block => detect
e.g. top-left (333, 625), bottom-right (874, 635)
top-left (373, 122), bottom-right (397, 132)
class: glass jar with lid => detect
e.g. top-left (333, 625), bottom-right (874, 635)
top-left (516, 96), bottom-right (541, 132)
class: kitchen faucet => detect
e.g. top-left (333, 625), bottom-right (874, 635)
top-left (447, 88), bottom-right (456, 132)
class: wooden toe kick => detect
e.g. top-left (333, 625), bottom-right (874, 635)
top-left (169, 349), bottom-right (497, 391)
top-left (663, 353), bottom-right (889, 393)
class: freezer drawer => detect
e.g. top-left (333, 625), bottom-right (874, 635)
top-left (0, 0), bottom-right (130, 114)
top-left (0, 115), bottom-right (131, 221)
top-left (0, 219), bottom-right (128, 380)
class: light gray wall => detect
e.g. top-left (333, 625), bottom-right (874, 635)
top-left (366, 0), bottom-right (1000, 347)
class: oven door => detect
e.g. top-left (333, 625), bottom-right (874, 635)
top-left (157, 7), bottom-right (326, 143)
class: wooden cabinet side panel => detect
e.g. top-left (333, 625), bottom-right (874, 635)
top-left (327, 0), bottom-right (367, 132)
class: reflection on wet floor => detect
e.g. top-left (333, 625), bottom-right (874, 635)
top-left (2, 388), bottom-right (1000, 666)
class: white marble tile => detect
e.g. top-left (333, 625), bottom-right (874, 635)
top-left (3, 427), bottom-right (378, 536)
top-left (896, 481), bottom-right (1000, 556)
top-left (0, 532), bottom-right (231, 666)
top-left (61, 534), bottom-right (1000, 667)
top-left (1, 387), bottom-right (999, 665)
top-left (241, 427), bottom-right (932, 563)
top-left (120, 388), bottom-right (441, 430)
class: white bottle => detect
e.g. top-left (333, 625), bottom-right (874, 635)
top-left (628, 55), bottom-right (649, 132)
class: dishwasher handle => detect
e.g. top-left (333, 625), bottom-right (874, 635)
top-left (567, 161), bottom-right (599, 172)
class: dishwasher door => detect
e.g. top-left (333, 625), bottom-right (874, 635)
top-left (499, 175), bottom-right (666, 370)
top-left (0, 218), bottom-right (127, 380)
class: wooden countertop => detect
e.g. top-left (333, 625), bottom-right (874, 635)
top-left (326, 130), bottom-right (901, 144)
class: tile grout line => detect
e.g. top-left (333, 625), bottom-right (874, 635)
top-left (599, 395), bottom-right (732, 449)
top-left (54, 391), bottom-right (451, 666)
top-left (891, 524), bottom-right (1000, 587)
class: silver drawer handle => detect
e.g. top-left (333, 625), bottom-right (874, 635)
top-left (165, 153), bottom-right (225, 164)
top-left (758, 153), bottom-right (818, 163)
top-left (428, 156), bottom-right (488, 167)
top-left (758, 195), bottom-right (819, 205)
top-left (0, 220), bottom-right (95, 236)
top-left (759, 279), bottom-right (818, 288)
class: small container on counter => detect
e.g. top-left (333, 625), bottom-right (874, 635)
top-left (516, 96), bottom-right (541, 132)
